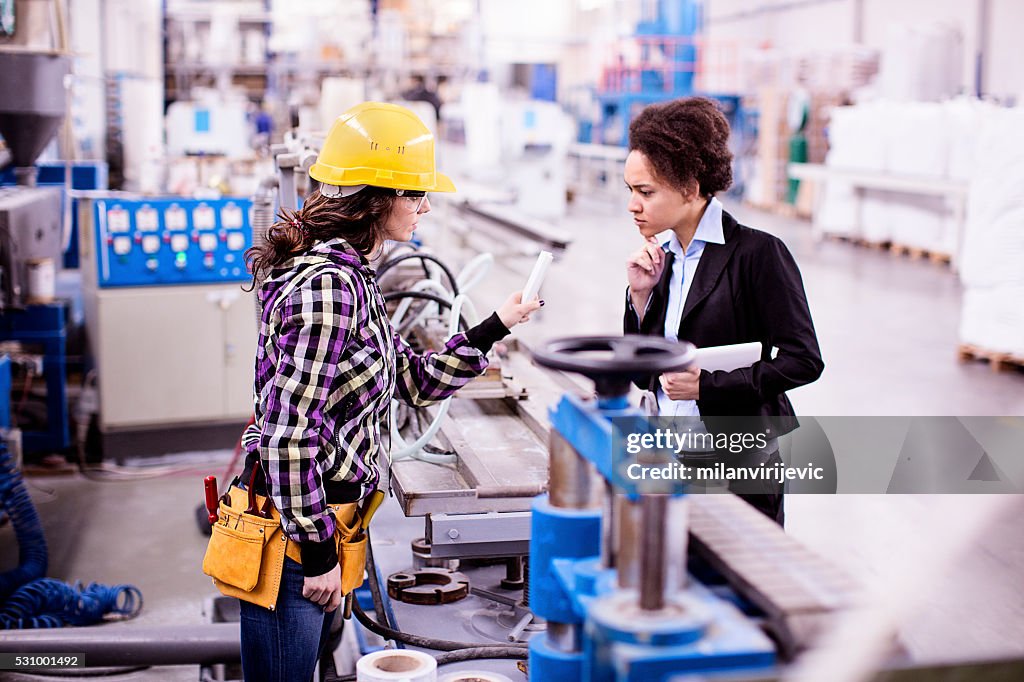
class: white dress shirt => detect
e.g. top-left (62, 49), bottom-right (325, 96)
top-left (656, 197), bottom-right (725, 416)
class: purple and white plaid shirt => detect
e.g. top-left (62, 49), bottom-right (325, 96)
top-left (241, 238), bottom-right (491, 550)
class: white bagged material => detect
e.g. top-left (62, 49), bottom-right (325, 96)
top-left (960, 206), bottom-right (1024, 287)
top-left (960, 107), bottom-right (1024, 288)
top-left (945, 98), bottom-right (996, 182)
top-left (826, 103), bottom-right (891, 172)
top-left (887, 103), bottom-right (948, 178)
top-left (815, 181), bottom-right (859, 237)
top-left (959, 285), bottom-right (1024, 356)
top-left (860, 189), bottom-right (894, 243)
top-left (878, 23), bottom-right (963, 103)
top-left (888, 193), bottom-right (953, 253)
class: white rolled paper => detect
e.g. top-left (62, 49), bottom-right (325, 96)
top-left (356, 649), bottom-right (437, 682)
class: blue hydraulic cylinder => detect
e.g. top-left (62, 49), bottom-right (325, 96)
top-left (528, 495), bottom-right (602, 682)
top-left (529, 495), bottom-right (602, 624)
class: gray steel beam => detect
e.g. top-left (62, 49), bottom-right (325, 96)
top-left (427, 510), bottom-right (532, 559)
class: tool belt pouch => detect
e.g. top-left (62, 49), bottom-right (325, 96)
top-left (334, 503), bottom-right (368, 596)
top-left (282, 501), bottom-right (367, 596)
top-left (202, 478), bottom-right (286, 610)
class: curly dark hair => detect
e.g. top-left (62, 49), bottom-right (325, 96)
top-left (244, 187), bottom-right (395, 290)
top-left (628, 97), bottom-right (733, 198)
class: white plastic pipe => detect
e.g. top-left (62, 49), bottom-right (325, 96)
top-left (389, 294), bottom-right (471, 464)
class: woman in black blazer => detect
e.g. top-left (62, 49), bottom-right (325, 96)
top-left (622, 97), bottom-right (824, 524)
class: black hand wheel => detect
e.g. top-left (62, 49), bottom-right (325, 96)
top-left (530, 335), bottom-right (696, 397)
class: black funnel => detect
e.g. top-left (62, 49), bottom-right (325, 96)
top-left (0, 51), bottom-right (70, 168)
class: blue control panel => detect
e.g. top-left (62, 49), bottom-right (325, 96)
top-left (92, 197), bottom-right (253, 287)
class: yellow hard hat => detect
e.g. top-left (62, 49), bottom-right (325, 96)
top-left (310, 101), bottom-right (455, 193)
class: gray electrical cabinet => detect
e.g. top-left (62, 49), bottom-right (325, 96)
top-left (78, 196), bottom-right (256, 433)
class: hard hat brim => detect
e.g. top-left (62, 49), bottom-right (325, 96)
top-left (432, 172), bottom-right (456, 193)
top-left (309, 165), bottom-right (456, 194)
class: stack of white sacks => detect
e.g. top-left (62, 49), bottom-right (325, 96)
top-left (957, 107), bottom-right (1024, 356)
top-left (816, 98), bottom-right (993, 252)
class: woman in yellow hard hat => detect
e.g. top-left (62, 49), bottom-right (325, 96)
top-left (238, 102), bottom-right (541, 681)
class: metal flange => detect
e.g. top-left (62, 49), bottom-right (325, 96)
top-left (387, 568), bottom-right (470, 605)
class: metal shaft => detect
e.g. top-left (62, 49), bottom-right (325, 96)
top-left (600, 481), bottom-right (617, 570)
top-left (276, 153), bottom-right (299, 211)
top-left (545, 431), bottom-right (600, 656)
top-left (639, 494), bottom-right (668, 611)
top-left (547, 622), bottom-right (580, 653)
top-left (548, 431), bottom-right (600, 510)
top-left (615, 495), bottom-right (640, 590)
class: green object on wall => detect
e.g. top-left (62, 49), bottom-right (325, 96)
top-left (0, 0), bottom-right (13, 37)
top-left (787, 132), bottom-right (808, 204)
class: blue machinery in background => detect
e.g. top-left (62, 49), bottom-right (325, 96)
top-left (590, 0), bottom-right (743, 149)
top-left (0, 304), bottom-right (69, 454)
top-left (0, 161), bottom-right (109, 270)
top-left (526, 336), bottom-right (775, 681)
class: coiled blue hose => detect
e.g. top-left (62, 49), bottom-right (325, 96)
top-left (0, 443), bottom-right (144, 629)
top-left (0, 579), bottom-right (143, 629)
top-left (0, 445), bottom-right (47, 601)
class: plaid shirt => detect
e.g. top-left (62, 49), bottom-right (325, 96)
top-left (241, 238), bottom-right (490, 550)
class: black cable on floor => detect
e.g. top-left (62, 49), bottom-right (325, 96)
top-left (363, 528), bottom-right (395, 632)
top-left (435, 646), bottom-right (528, 665)
top-left (351, 598), bottom-right (527, 652)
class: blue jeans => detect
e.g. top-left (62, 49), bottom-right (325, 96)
top-left (240, 558), bottom-right (333, 682)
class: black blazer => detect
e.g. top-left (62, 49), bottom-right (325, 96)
top-left (624, 210), bottom-right (823, 438)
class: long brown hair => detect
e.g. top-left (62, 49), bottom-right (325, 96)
top-left (245, 187), bottom-right (395, 289)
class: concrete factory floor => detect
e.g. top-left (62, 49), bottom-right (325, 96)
top-left (2, 200), bottom-right (1023, 681)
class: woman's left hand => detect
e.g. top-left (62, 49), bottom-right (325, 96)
top-left (659, 366), bottom-right (701, 400)
top-left (496, 291), bottom-right (543, 329)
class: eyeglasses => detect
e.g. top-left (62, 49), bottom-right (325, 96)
top-left (395, 190), bottom-right (429, 213)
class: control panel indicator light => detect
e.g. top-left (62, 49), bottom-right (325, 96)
top-left (136, 206), bottom-right (159, 231)
top-left (199, 234), bottom-right (218, 252)
top-left (226, 232), bottom-right (246, 251)
top-left (221, 203), bottom-right (244, 229)
top-left (107, 207), bottom-right (130, 233)
top-left (193, 205), bottom-right (216, 230)
top-left (165, 205), bottom-right (187, 231)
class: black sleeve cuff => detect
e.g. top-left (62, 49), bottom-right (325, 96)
top-left (464, 311), bottom-right (511, 353)
top-left (299, 537), bottom-right (339, 577)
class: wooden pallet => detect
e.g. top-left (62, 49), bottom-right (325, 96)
top-left (889, 242), bottom-right (952, 265)
top-left (958, 344), bottom-right (1024, 373)
top-left (823, 234), bottom-right (951, 264)
top-left (824, 234), bottom-right (890, 250)
top-left (858, 237), bottom-right (891, 251)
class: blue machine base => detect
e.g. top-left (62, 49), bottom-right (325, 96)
top-left (0, 303), bottom-right (69, 453)
top-left (584, 578), bottom-right (776, 682)
top-left (530, 634), bottom-right (584, 681)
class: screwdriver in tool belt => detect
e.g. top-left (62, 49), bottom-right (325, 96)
top-left (204, 476), bottom-right (219, 524)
